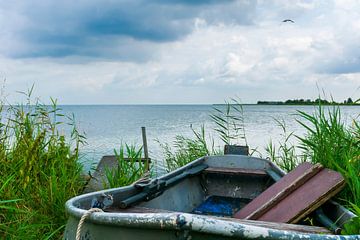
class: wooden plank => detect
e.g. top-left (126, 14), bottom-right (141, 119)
top-left (234, 162), bottom-right (315, 219)
top-left (264, 168), bottom-right (342, 234)
top-left (258, 168), bottom-right (345, 223)
top-left (234, 162), bottom-right (345, 224)
top-left (244, 163), bottom-right (323, 220)
top-left (204, 167), bottom-right (267, 177)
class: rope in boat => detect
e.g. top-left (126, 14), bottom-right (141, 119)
top-left (76, 208), bottom-right (103, 240)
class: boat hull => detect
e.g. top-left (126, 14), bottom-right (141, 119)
top-left (64, 155), bottom-right (359, 240)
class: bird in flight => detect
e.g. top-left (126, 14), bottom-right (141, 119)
top-left (282, 19), bottom-right (295, 23)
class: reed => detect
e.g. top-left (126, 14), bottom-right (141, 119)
top-left (103, 144), bottom-right (150, 188)
top-left (0, 89), bottom-right (85, 239)
top-left (265, 119), bottom-right (307, 172)
top-left (159, 125), bottom-right (220, 172)
top-left (210, 98), bottom-right (247, 146)
top-left (342, 203), bottom-right (360, 234)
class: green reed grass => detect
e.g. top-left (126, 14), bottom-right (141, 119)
top-left (0, 89), bottom-right (85, 239)
top-left (159, 125), bottom-right (220, 172)
top-left (210, 98), bottom-right (247, 146)
top-left (342, 203), bottom-right (360, 234)
top-left (103, 144), bottom-right (150, 188)
top-left (265, 119), bottom-right (307, 172)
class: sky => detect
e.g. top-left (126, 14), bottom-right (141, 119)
top-left (0, 0), bottom-right (360, 104)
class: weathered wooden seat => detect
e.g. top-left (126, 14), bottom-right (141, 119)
top-left (234, 162), bottom-right (345, 223)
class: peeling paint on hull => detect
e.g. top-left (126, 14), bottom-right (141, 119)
top-left (64, 212), bottom-right (359, 240)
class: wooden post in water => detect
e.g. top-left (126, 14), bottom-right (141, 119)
top-left (141, 127), bottom-right (150, 171)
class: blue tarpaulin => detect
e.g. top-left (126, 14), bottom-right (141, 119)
top-left (192, 196), bottom-right (250, 217)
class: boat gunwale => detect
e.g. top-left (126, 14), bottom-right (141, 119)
top-left (66, 211), bottom-right (358, 239)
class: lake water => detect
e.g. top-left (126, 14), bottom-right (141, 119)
top-left (59, 105), bottom-right (359, 172)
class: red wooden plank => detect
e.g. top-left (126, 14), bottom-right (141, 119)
top-left (244, 163), bottom-right (323, 220)
top-left (258, 168), bottom-right (345, 223)
top-left (233, 162), bottom-right (316, 219)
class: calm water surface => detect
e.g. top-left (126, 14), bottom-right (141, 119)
top-left (59, 105), bottom-right (359, 171)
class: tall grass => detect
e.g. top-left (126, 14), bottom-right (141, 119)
top-left (210, 98), bottom-right (247, 146)
top-left (265, 119), bottom-right (307, 172)
top-left (159, 125), bottom-right (220, 172)
top-left (0, 175), bottom-right (25, 237)
top-left (342, 203), bottom-right (360, 234)
top-left (0, 90), bottom-right (85, 239)
top-left (103, 144), bottom-right (150, 188)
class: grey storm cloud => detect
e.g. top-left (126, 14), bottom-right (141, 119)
top-left (318, 58), bottom-right (360, 75)
top-left (316, 47), bottom-right (360, 74)
top-left (2, 0), bottom-right (256, 60)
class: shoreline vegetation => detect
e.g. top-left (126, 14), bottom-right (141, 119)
top-left (0, 89), bottom-right (86, 239)
top-left (1, 92), bottom-right (359, 238)
top-left (257, 97), bottom-right (359, 105)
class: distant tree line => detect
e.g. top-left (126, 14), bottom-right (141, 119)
top-left (257, 98), bottom-right (358, 105)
